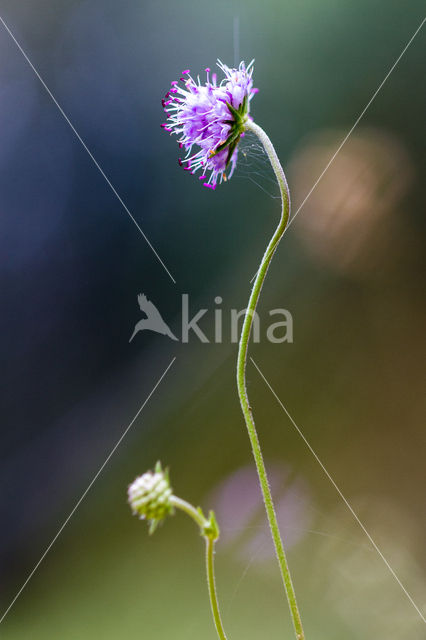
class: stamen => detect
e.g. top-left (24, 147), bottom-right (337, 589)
top-left (162, 60), bottom-right (256, 189)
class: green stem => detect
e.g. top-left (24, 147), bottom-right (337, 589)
top-left (170, 495), bottom-right (206, 529)
top-left (170, 497), bottom-right (228, 640)
top-left (205, 536), bottom-right (228, 640)
top-left (237, 118), bottom-right (305, 640)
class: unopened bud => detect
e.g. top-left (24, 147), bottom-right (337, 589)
top-left (128, 462), bottom-right (173, 533)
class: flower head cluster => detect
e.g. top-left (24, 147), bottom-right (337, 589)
top-left (128, 462), bottom-right (173, 534)
top-left (162, 60), bottom-right (258, 189)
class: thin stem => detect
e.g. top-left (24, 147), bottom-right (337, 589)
top-left (170, 496), bottom-right (228, 640)
top-left (170, 495), bottom-right (206, 529)
top-left (205, 536), bottom-right (228, 640)
top-left (237, 118), bottom-right (305, 640)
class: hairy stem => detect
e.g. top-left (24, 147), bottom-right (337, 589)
top-left (237, 118), bottom-right (305, 640)
top-left (205, 536), bottom-right (228, 640)
top-left (170, 495), bottom-right (206, 529)
top-left (170, 497), bottom-right (228, 640)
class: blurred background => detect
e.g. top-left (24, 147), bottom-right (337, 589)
top-left (0, 1), bottom-right (425, 638)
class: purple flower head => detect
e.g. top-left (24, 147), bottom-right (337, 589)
top-left (162, 60), bottom-right (257, 189)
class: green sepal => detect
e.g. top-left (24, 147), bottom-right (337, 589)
top-left (225, 137), bottom-right (240, 168)
top-left (197, 506), bottom-right (207, 524)
top-left (210, 129), bottom-right (240, 157)
top-left (155, 461), bottom-right (171, 485)
top-left (148, 519), bottom-right (160, 535)
top-left (226, 100), bottom-right (242, 121)
top-left (209, 98), bottom-right (248, 164)
top-left (226, 100), bottom-right (248, 127)
top-left (203, 510), bottom-right (220, 541)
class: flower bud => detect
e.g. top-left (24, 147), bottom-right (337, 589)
top-left (128, 462), bottom-right (173, 533)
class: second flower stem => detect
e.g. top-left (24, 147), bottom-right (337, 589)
top-left (170, 496), bottom-right (228, 640)
top-left (237, 119), bottom-right (305, 640)
top-left (205, 535), bottom-right (228, 640)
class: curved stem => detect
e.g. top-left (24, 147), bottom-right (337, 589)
top-left (237, 119), bottom-right (305, 640)
top-left (205, 536), bottom-right (228, 640)
top-left (170, 495), bottom-right (207, 529)
top-left (170, 496), bottom-right (228, 640)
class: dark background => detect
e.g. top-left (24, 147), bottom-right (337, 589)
top-left (0, 1), bottom-right (425, 638)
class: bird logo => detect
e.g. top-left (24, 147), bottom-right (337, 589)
top-left (129, 294), bottom-right (178, 342)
